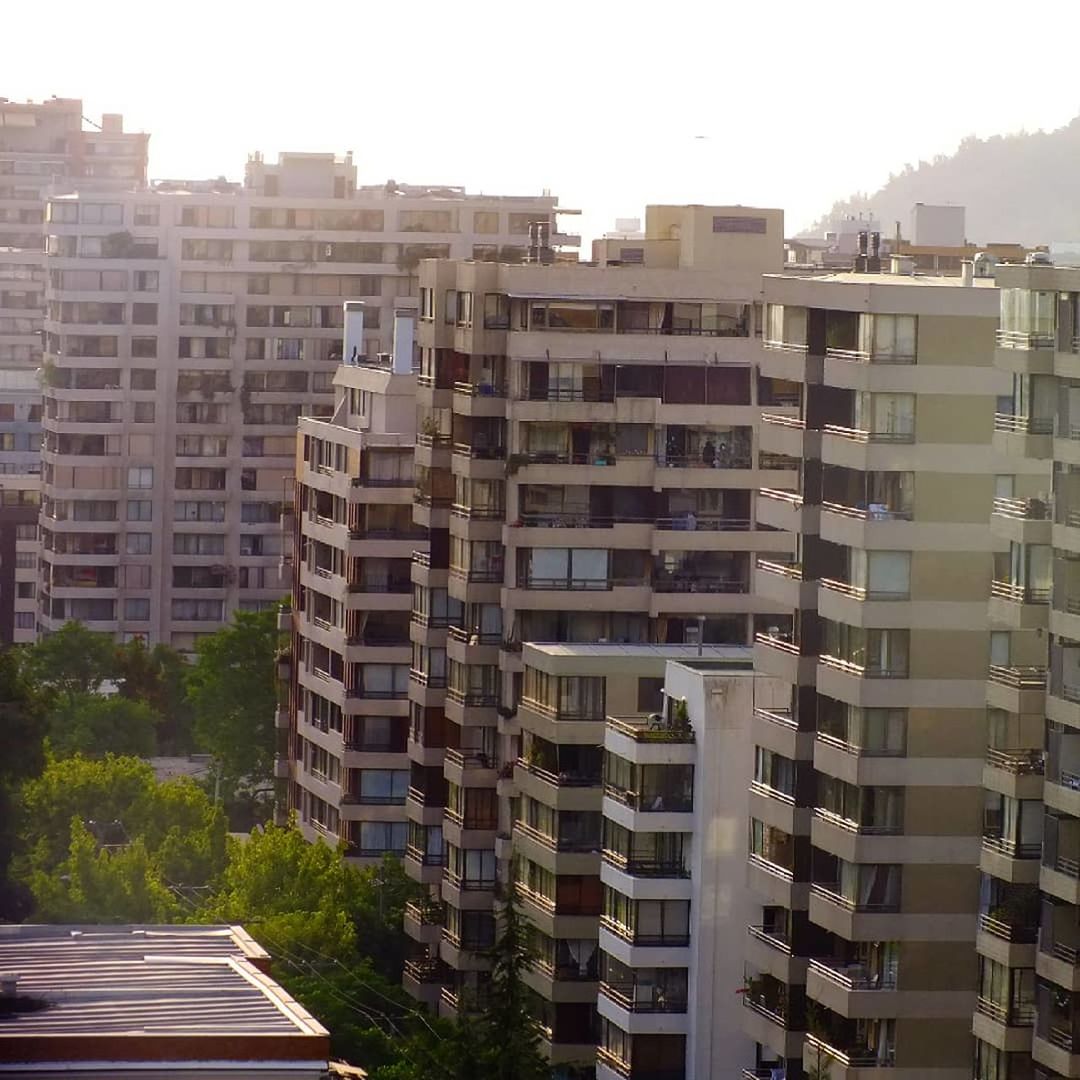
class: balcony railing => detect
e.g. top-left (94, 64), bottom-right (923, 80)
top-left (994, 413), bottom-right (1054, 435)
top-left (604, 783), bottom-right (692, 813)
top-left (996, 329), bottom-right (1055, 350)
top-left (606, 713), bottom-right (694, 744)
top-left (979, 912), bottom-right (1038, 944)
top-left (819, 578), bottom-right (908, 601)
top-left (818, 654), bottom-right (907, 679)
top-left (757, 558), bottom-right (803, 581)
top-left (821, 500), bottom-right (912, 522)
top-left (761, 412), bottom-right (805, 430)
top-left (600, 981), bottom-right (688, 1014)
top-left (981, 832), bottom-right (1041, 859)
top-left (987, 664), bottom-right (1047, 689)
top-left (1044, 852), bottom-right (1080, 878)
top-left (813, 807), bottom-right (901, 836)
top-left (805, 1034), bottom-right (894, 1069)
top-left (986, 746), bottom-right (1045, 775)
top-left (754, 706), bottom-right (799, 731)
top-left (444, 747), bottom-right (495, 770)
top-left (825, 346), bottom-right (915, 366)
top-left (599, 916), bottom-right (689, 948)
top-left (747, 924), bottom-right (791, 955)
top-left (823, 424), bottom-right (915, 444)
top-left (651, 576), bottom-right (748, 593)
top-left (993, 495), bottom-right (1051, 521)
top-left (602, 849), bottom-right (689, 878)
top-left (809, 958), bottom-right (897, 991)
top-left (991, 580), bottom-right (1050, 604)
top-left (976, 996), bottom-right (1035, 1027)
top-left (742, 993), bottom-right (790, 1028)
top-left (403, 958), bottom-right (444, 983)
top-left (810, 882), bottom-right (899, 913)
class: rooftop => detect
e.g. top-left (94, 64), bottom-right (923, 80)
top-left (525, 643), bottom-right (753, 660)
top-left (0, 924), bottom-right (329, 1071)
top-left (771, 270), bottom-right (998, 288)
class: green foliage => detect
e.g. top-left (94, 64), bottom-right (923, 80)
top-left (18, 754), bottom-right (227, 911)
top-left (114, 639), bottom-right (195, 754)
top-left (476, 887), bottom-right (549, 1080)
top-left (30, 818), bottom-right (182, 923)
top-left (186, 607), bottom-right (280, 793)
top-left (21, 621), bottom-right (116, 697)
top-left (46, 693), bottom-right (160, 758)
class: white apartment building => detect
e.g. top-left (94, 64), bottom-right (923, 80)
top-left (39, 151), bottom-right (573, 648)
top-left (597, 653), bottom-right (785, 1080)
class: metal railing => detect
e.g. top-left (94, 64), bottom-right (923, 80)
top-left (761, 412), bottom-right (805, 429)
top-left (978, 912), bottom-right (1037, 943)
top-left (987, 664), bottom-right (1047, 689)
top-left (821, 500), bottom-right (912, 521)
top-left (606, 713), bottom-right (694, 743)
top-left (823, 423), bottom-right (915, 444)
top-left (994, 413), bottom-right (1054, 435)
top-left (996, 329), bottom-right (1055, 350)
top-left (748, 924), bottom-right (791, 954)
top-left (825, 346), bottom-right (915, 365)
top-left (991, 580), bottom-right (1050, 604)
top-left (809, 958), bottom-right (897, 990)
top-left (804, 1034), bottom-right (895, 1069)
top-left (819, 578), bottom-right (908, 601)
top-left (993, 495), bottom-right (1051, 521)
top-left (976, 996), bottom-right (1035, 1027)
top-left (757, 559), bottom-right (803, 581)
top-left (986, 746), bottom-right (1045, 775)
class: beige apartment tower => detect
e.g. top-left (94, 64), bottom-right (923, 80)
top-left (746, 261), bottom-right (1038, 1080)
top-left (39, 152), bottom-right (569, 647)
top-left (395, 205), bottom-right (809, 1075)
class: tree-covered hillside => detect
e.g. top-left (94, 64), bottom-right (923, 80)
top-left (808, 117), bottom-right (1080, 245)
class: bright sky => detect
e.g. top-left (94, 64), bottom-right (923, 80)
top-left (7, 0), bottom-right (1080, 243)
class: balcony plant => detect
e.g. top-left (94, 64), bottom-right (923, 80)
top-left (671, 697), bottom-right (691, 734)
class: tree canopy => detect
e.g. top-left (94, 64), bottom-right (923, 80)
top-left (186, 607), bottom-right (281, 793)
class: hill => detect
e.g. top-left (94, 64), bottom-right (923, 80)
top-left (807, 117), bottom-right (1080, 245)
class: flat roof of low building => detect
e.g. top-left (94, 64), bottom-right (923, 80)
top-left (767, 270), bottom-right (997, 288)
top-left (524, 643), bottom-right (752, 660)
top-left (0, 924), bottom-right (329, 1072)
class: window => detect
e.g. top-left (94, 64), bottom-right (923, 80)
top-left (508, 213), bottom-right (536, 234)
top-left (637, 677), bottom-right (665, 713)
top-left (126, 533), bottom-right (151, 555)
top-left (171, 598), bottom-right (224, 621)
top-left (15, 612), bottom-right (34, 630)
top-left (173, 533), bottom-right (225, 555)
top-left (127, 466), bottom-right (153, 489)
top-left (131, 303), bottom-right (157, 325)
top-left (357, 821), bottom-right (408, 855)
top-left (131, 336), bottom-right (157, 358)
top-left (133, 271), bottom-right (158, 291)
top-left (134, 205), bottom-right (159, 226)
top-left (133, 402), bottom-right (155, 423)
top-left (399, 209), bottom-right (456, 232)
top-left (130, 369), bottom-right (156, 390)
top-left (354, 769), bottom-right (410, 804)
top-left (713, 214), bottom-right (766, 233)
top-left (175, 501), bottom-right (226, 522)
top-left (127, 499), bottom-right (152, 521)
top-left (124, 598), bottom-right (150, 621)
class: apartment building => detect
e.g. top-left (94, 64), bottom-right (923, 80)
top-left (39, 151), bottom-right (570, 648)
top-left (288, 304), bottom-right (422, 859)
top-left (746, 258), bottom-right (1033, 1080)
top-left (401, 640), bottom-right (780, 1079)
top-left (399, 206), bottom-right (808, 1064)
top-left (973, 263), bottom-right (1080, 1080)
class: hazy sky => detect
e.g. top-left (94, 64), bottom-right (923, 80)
top-left (7, 0), bottom-right (1080, 243)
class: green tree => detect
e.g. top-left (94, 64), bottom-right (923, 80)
top-left (114, 639), bottom-right (195, 753)
top-left (21, 621), bottom-right (117, 697)
top-left (477, 886), bottom-right (548, 1080)
top-left (18, 754), bottom-right (227, 898)
top-left (0, 648), bottom-right (48, 919)
top-left (47, 693), bottom-right (160, 759)
top-left (30, 818), bottom-right (181, 923)
top-left (186, 607), bottom-right (280, 794)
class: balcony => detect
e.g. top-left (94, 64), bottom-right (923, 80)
top-left (742, 981), bottom-right (803, 1059)
top-left (986, 664), bottom-right (1047, 715)
top-left (804, 1033), bottom-right (894, 1075)
top-left (403, 899), bottom-right (443, 945)
top-left (995, 328), bottom-right (1056, 376)
top-left (756, 487), bottom-right (817, 534)
top-left (758, 413), bottom-right (820, 460)
top-left (991, 495), bottom-right (1052, 546)
top-left (806, 958), bottom-right (898, 1020)
top-left (974, 995), bottom-right (1036, 1053)
top-left (606, 713), bottom-right (694, 744)
top-left (992, 412), bottom-right (1053, 460)
top-left (976, 911), bottom-right (1038, 969)
top-left (746, 923), bottom-right (805, 985)
top-left (818, 500), bottom-right (913, 550)
top-left (980, 830), bottom-right (1042, 885)
top-left (989, 579), bottom-right (1050, 630)
top-left (820, 423), bottom-right (915, 472)
top-left (1042, 850), bottom-right (1080, 905)
top-left (755, 558), bottom-right (817, 610)
top-left (754, 631), bottom-right (817, 686)
top-left (984, 746), bottom-right (1045, 801)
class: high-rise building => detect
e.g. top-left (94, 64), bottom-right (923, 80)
top-left (395, 205), bottom-right (804, 1063)
top-left (39, 152), bottom-right (571, 647)
top-left (747, 257), bottom-right (1017, 1080)
top-left (1, 97), bottom-right (147, 644)
top-left (974, 261), bottom-right (1080, 1080)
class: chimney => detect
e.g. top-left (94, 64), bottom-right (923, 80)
top-left (392, 311), bottom-right (415, 374)
top-left (342, 302), bottom-right (365, 366)
top-left (961, 260), bottom-right (974, 287)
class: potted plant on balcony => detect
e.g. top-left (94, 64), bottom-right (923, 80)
top-left (671, 697), bottom-right (691, 735)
